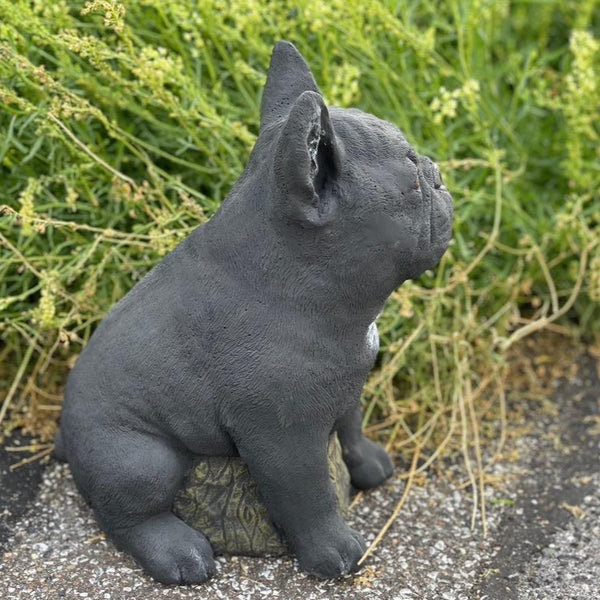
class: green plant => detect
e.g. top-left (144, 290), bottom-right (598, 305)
top-left (1, 0), bottom-right (599, 525)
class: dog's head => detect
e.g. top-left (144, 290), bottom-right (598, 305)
top-left (244, 42), bottom-right (453, 306)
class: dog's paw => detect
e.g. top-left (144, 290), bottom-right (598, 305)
top-left (112, 513), bottom-right (215, 585)
top-left (346, 439), bottom-right (394, 490)
top-left (295, 522), bottom-right (366, 578)
top-left (147, 537), bottom-right (215, 585)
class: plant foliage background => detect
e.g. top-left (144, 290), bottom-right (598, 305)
top-left (1, 0), bottom-right (599, 499)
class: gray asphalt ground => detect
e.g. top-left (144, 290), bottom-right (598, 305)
top-left (1, 352), bottom-right (598, 600)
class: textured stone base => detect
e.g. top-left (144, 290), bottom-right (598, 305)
top-left (173, 433), bottom-right (350, 556)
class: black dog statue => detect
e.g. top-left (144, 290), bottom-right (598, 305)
top-left (56, 41), bottom-right (453, 584)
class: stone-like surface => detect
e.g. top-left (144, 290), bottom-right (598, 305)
top-left (173, 434), bottom-right (350, 556)
top-left (0, 352), bottom-right (598, 599)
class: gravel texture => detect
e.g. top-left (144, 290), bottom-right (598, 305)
top-left (1, 352), bottom-right (599, 600)
top-left (0, 461), bottom-right (497, 600)
top-left (517, 485), bottom-right (600, 599)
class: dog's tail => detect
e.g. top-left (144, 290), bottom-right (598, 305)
top-left (53, 428), bottom-right (67, 462)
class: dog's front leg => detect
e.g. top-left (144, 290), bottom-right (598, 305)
top-left (230, 419), bottom-right (365, 578)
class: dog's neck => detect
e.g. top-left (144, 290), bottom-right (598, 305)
top-left (195, 185), bottom-right (390, 330)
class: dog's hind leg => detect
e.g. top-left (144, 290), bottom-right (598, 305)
top-left (68, 429), bottom-right (214, 585)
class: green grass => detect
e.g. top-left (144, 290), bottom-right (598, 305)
top-left (1, 0), bottom-right (599, 508)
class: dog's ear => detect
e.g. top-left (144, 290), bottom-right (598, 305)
top-left (274, 90), bottom-right (343, 226)
top-left (260, 41), bottom-right (320, 129)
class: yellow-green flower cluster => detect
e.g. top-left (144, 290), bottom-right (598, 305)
top-left (563, 30), bottom-right (599, 186)
top-left (18, 178), bottom-right (40, 236)
top-left (430, 79), bottom-right (480, 124)
top-left (328, 63), bottom-right (361, 107)
top-left (32, 271), bottom-right (61, 330)
top-left (81, 0), bottom-right (126, 34)
top-left (132, 46), bottom-right (185, 92)
top-left (533, 28), bottom-right (599, 189)
top-left (230, 120), bottom-right (256, 150)
top-left (58, 31), bottom-right (113, 69)
top-left (308, 2), bottom-right (336, 34)
top-left (65, 186), bottom-right (79, 212)
top-left (467, 0), bottom-right (510, 24)
top-left (31, 0), bottom-right (71, 28)
top-left (234, 59), bottom-right (266, 86)
top-left (566, 30), bottom-right (599, 111)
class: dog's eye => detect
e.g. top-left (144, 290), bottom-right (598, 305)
top-left (406, 149), bottom-right (418, 166)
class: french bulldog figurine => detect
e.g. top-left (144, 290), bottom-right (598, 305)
top-left (56, 41), bottom-right (453, 584)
